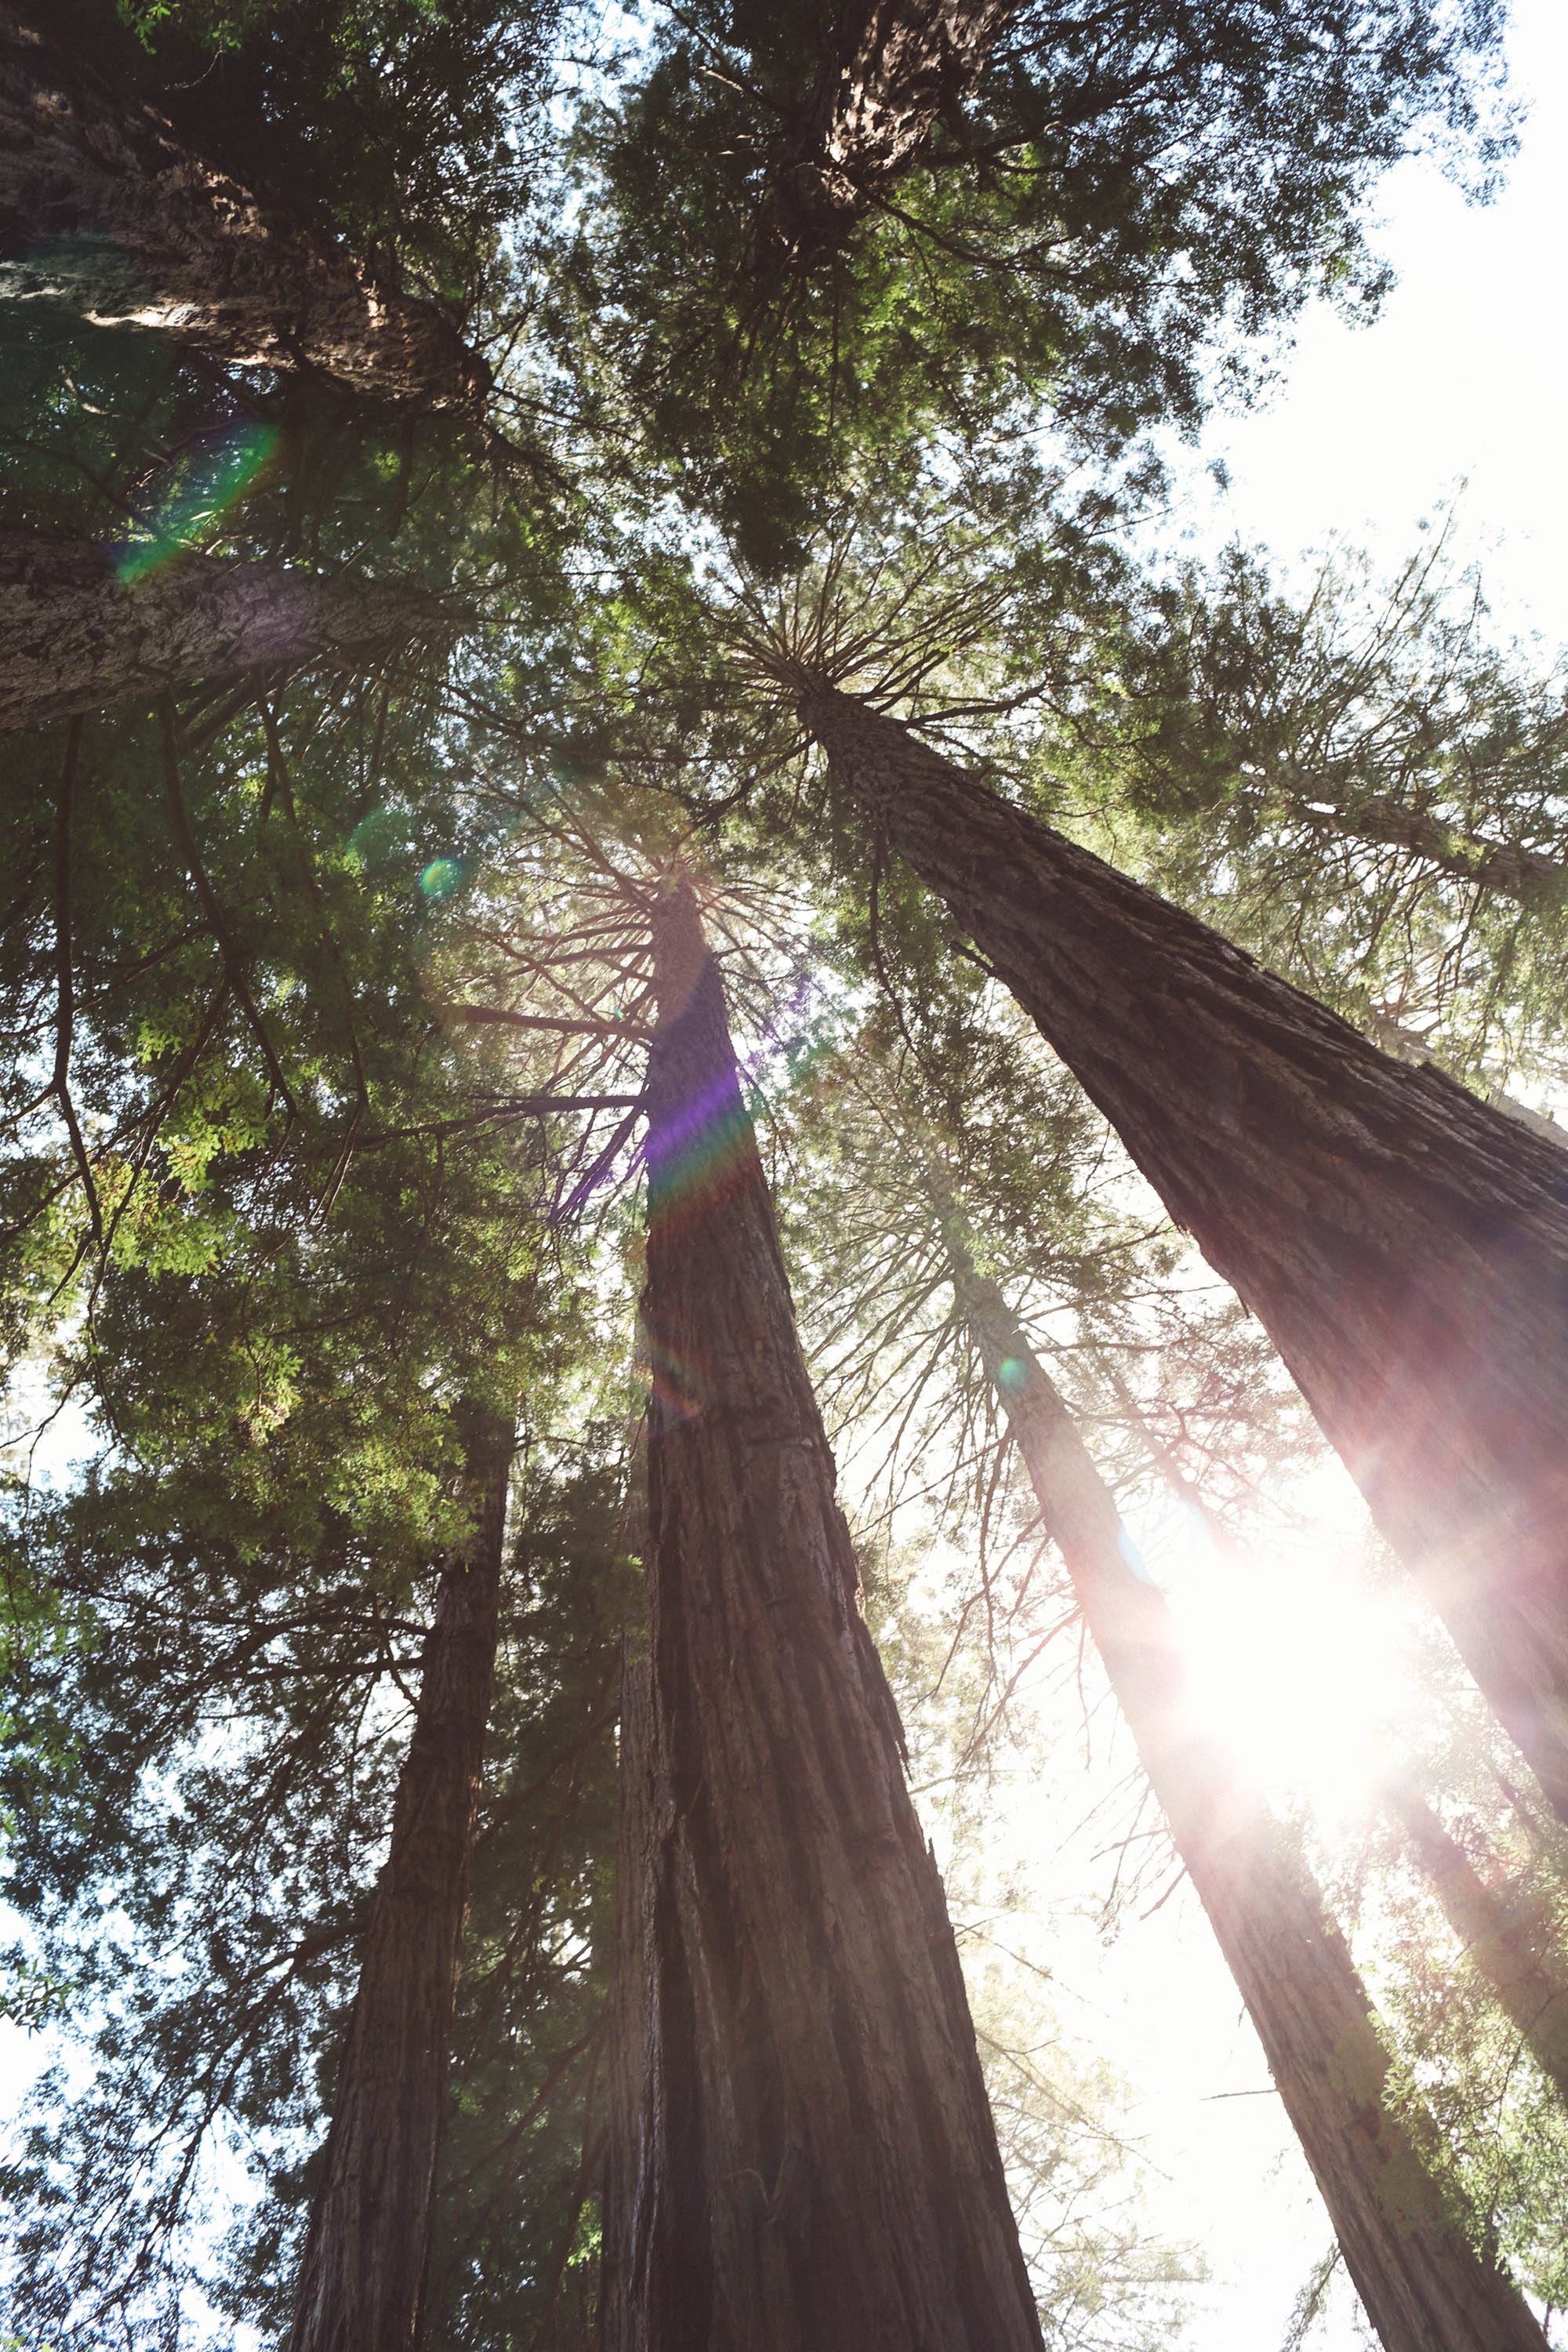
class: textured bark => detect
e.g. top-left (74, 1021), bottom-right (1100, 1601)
top-left (0, 535), bottom-right (456, 728)
top-left (935, 1205), bottom-right (1545, 2350)
top-left (0, 7), bottom-right (488, 412)
top-left (600, 880), bottom-right (1043, 2352)
top-left (769, 0), bottom-right (1016, 257)
top-left (1391, 1780), bottom-right (1568, 2107)
top-left (287, 1414), bottom-right (512, 2352)
top-left (800, 680), bottom-right (1568, 1823)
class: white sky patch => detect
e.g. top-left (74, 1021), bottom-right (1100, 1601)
top-left (1167, 0), bottom-right (1568, 650)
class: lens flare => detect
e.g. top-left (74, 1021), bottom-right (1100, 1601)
top-left (112, 423), bottom-right (280, 583)
top-left (642, 1334), bottom-right (706, 1423)
top-left (419, 857), bottom-right (466, 901)
top-left (1158, 1509), bottom-right (1409, 1824)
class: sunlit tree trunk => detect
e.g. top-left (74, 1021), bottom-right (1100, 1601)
top-left (928, 1187), bottom-right (1545, 2349)
top-left (599, 879), bottom-right (1043, 2352)
top-left (0, 535), bottom-right (455, 728)
top-left (1391, 1780), bottom-right (1568, 2108)
top-left (287, 1411), bottom-right (513, 2352)
top-left (0, 7), bottom-right (488, 413)
top-left (799, 678), bottom-right (1568, 1824)
top-left (770, 0), bottom-right (1016, 257)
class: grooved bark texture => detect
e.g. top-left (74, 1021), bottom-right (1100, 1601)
top-left (599, 882), bottom-right (1043, 2352)
top-left (0, 535), bottom-right (452, 728)
top-left (940, 1222), bottom-right (1545, 2352)
top-left (801, 681), bottom-right (1568, 1823)
top-left (1392, 1783), bottom-right (1568, 2107)
top-left (771, 0), bottom-right (1015, 255)
top-left (286, 1417), bottom-right (512, 2352)
top-left (0, 8), bottom-right (488, 411)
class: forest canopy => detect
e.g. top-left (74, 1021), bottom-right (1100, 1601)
top-left (2, 3), bottom-right (1567, 2350)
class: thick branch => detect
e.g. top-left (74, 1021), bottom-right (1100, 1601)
top-left (1283, 778), bottom-right (1568, 909)
top-left (0, 535), bottom-right (463, 728)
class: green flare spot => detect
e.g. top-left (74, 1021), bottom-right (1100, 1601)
top-left (996, 1356), bottom-right (1029, 1392)
top-left (419, 857), bottom-right (466, 901)
top-left (114, 423), bottom-right (280, 583)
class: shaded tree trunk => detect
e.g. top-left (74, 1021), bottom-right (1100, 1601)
top-left (770, 0), bottom-right (1016, 258)
top-left (0, 7), bottom-right (488, 412)
top-left (1391, 1780), bottom-right (1568, 2108)
top-left (599, 878), bottom-right (1043, 2352)
top-left (931, 1195), bottom-right (1545, 2350)
top-left (287, 1410), bottom-right (513, 2352)
top-left (0, 535), bottom-right (459, 728)
top-left (799, 679), bottom-right (1568, 1823)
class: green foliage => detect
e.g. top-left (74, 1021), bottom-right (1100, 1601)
top-left (572, 0), bottom-right (1511, 561)
top-left (1353, 1769), bottom-right (1568, 2319)
top-left (1051, 529), bottom-right (1568, 1090)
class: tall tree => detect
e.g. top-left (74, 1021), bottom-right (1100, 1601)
top-left (586, 0), bottom-right (1506, 559)
top-left (286, 1406), bottom-right (514, 2352)
top-left (789, 677), bottom-right (1568, 1823)
top-left (0, 536), bottom-right (458, 727)
top-left (601, 877), bottom-right (1043, 2352)
top-left (1389, 1777), bottom-right (1568, 2112)
top-left (927, 1169), bottom-right (1546, 2352)
top-left (0, 5), bottom-right (492, 414)
top-left (424, 1453), bottom-right (632, 2352)
top-left (765, 0), bottom-right (1018, 261)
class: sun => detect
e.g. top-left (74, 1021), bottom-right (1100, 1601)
top-left (1149, 1501), bottom-right (1417, 1833)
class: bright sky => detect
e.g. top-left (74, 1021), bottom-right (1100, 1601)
top-left (1177, 0), bottom-right (1568, 652)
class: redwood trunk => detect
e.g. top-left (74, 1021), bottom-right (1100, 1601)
top-left (1392, 1781), bottom-right (1568, 2107)
top-left (0, 7), bottom-right (488, 412)
top-left (0, 535), bottom-right (456, 728)
top-left (287, 1414), bottom-right (512, 2352)
top-left (935, 1210), bottom-right (1545, 2349)
top-left (599, 880), bottom-right (1043, 2352)
top-left (800, 681), bottom-right (1568, 1822)
top-left (770, 0), bottom-right (1015, 256)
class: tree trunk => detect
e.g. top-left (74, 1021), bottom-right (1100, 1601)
top-left (599, 878), bottom-right (1043, 2352)
top-left (799, 679), bottom-right (1568, 1824)
top-left (1391, 1780), bottom-right (1568, 2108)
top-left (287, 1410), bottom-right (513, 2352)
top-left (0, 535), bottom-right (458, 728)
top-left (934, 1206), bottom-right (1545, 2350)
top-left (769, 0), bottom-right (1016, 258)
top-left (0, 7), bottom-right (488, 413)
